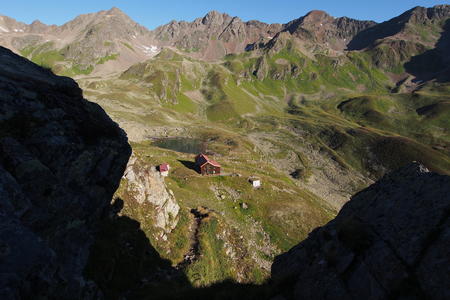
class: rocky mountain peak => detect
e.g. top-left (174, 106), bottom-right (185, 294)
top-left (382, 4), bottom-right (450, 28)
top-left (407, 4), bottom-right (450, 23)
top-left (201, 10), bottom-right (230, 26)
top-left (302, 10), bottom-right (334, 24)
top-left (106, 6), bottom-right (126, 15)
top-left (87, 7), bottom-right (135, 25)
top-left (282, 9), bottom-right (376, 51)
top-left (347, 4), bottom-right (449, 50)
top-left (30, 19), bottom-right (45, 26)
top-left (150, 10), bottom-right (280, 59)
top-left (28, 19), bottom-right (51, 33)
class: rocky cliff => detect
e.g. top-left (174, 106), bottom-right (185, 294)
top-left (0, 46), bottom-right (131, 299)
top-left (271, 162), bottom-right (450, 299)
top-left (122, 154), bottom-right (180, 236)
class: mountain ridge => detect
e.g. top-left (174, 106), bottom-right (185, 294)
top-left (1, 5), bottom-right (448, 77)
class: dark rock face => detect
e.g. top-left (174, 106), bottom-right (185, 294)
top-left (271, 162), bottom-right (450, 299)
top-left (0, 47), bottom-right (131, 299)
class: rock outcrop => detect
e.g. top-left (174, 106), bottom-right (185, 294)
top-left (271, 162), bottom-right (450, 299)
top-left (122, 155), bottom-right (180, 235)
top-left (0, 46), bottom-right (131, 299)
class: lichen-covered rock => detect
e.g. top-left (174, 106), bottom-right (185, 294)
top-left (0, 46), bottom-right (131, 299)
top-left (271, 162), bottom-right (450, 300)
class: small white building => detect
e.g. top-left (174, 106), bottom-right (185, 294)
top-left (159, 163), bottom-right (170, 177)
top-left (249, 177), bottom-right (261, 188)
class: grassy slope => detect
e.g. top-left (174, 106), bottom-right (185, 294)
top-left (80, 43), bottom-right (450, 291)
top-left (20, 42), bottom-right (120, 76)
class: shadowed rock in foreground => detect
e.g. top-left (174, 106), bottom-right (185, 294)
top-left (271, 162), bottom-right (450, 299)
top-left (0, 46), bottom-right (131, 299)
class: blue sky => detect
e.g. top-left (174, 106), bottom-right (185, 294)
top-left (1, 1), bottom-right (447, 29)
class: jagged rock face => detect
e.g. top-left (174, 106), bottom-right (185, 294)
top-left (122, 155), bottom-right (180, 235)
top-left (0, 47), bottom-right (131, 299)
top-left (271, 162), bottom-right (450, 299)
top-left (151, 11), bottom-right (282, 60)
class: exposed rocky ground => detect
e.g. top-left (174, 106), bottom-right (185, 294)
top-left (0, 46), bottom-right (131, 299)
top-left (272, 162), bottom-right (450, 299)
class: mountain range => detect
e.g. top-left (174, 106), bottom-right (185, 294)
top-left (1, 5), bottom-right (449, 81)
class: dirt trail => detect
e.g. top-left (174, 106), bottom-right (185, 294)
top-left (175, 207), bottom-right (210, 269)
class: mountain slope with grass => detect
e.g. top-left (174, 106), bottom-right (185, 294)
top-left (0, 7), bottom-right (158, 76)
top-left (73, 5), bottom-right (450, 288)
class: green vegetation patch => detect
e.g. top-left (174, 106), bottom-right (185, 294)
top-left (164, 93), bottom-right (198, 114)
top-left (31, 50), bottom-right (65, 69)
top-left (121, 41), bottom-right (135, 51)
top-left (97, 53), bottom-right (119, 65)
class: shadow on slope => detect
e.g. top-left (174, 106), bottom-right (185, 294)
top-left (346, 8), bottom-right (412, 50)
top-left (178, 159), bottom-right (199, 174)
top-left (404, 19), bottom-right (450, 82)
top-left (270, 162), bottom-right (450, 299)
top-left (86, 160), bottom-right (450, 299)
top-left (85, 198), bottom-right (272, 300)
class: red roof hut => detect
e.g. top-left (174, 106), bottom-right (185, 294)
top-left (195, 153), bottom-right (221, 175)
top-left (159, 163), bottom-right (170, 176)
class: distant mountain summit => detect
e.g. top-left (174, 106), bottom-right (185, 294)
top-left (149, 10), bottom-right (282, 60)
top-left (348, 5), bottom-right (450, 50)
top-left (283, 10), bottom-right (376, 51)
top-left (0, 7), bottom-right (157, 76)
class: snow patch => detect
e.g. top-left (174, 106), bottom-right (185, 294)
top-left (139, 45), bottom-right (159, 55)
top-left (13, 29), bottom-right (24, 33)
top-left (0, 25), bottom-right (9, 33)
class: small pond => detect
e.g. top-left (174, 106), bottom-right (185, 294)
top-left (151, 137), bottom-right (206, 154)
